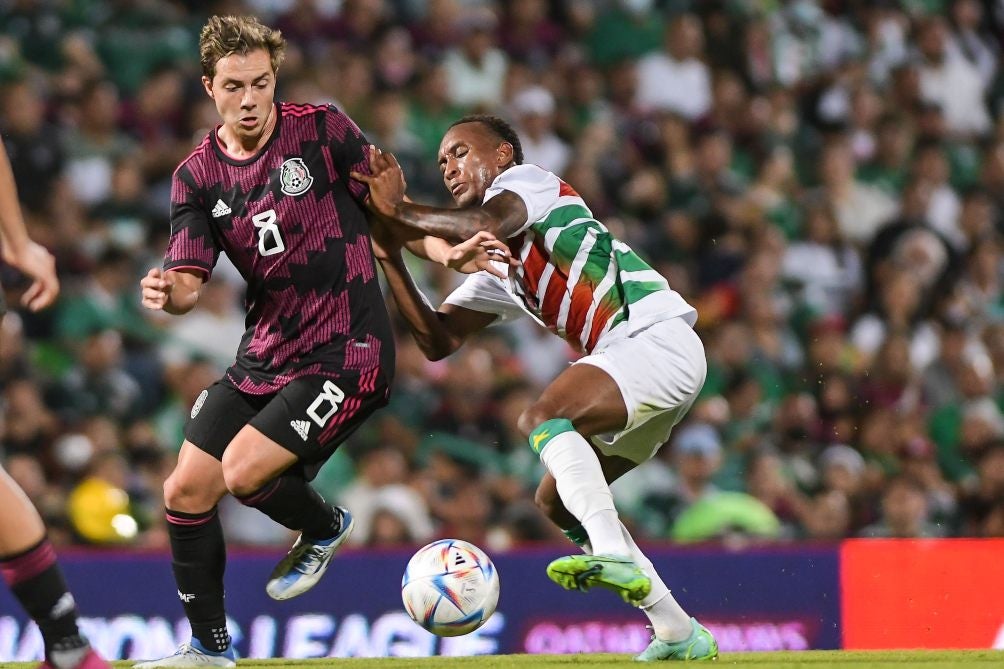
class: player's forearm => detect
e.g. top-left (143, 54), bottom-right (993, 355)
top-left (401, 235), bottom-right (453, 266)
top-left (162, 274), bottom-right (202, 315)
top-left (0, 145), bottom-right (33, 258)
top-left (391, 202), bottom-right (501, 243)
top-left (377, 253), bottom-right (460, 361)
top-left (163, 291), bottom-right (199, 315)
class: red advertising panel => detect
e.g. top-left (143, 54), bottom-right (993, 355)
top-left (842, 539), bottom-right (1004, 649)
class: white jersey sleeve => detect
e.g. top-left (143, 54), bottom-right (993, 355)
top-left (441, 272), bottom-right (526, 324)
top-left (483, 164), bottom-right (560, 236)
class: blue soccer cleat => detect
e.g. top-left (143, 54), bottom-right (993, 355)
top-left (266, 506), bottom-right (355, 600)
top-left (133, 638), bottom-right (238, 668)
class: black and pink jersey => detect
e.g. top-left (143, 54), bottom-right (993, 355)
top-left (165, 102), bottom-right (393, 394)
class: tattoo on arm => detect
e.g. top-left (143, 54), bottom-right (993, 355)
top-left (393, 190), bottom-right (528, 242)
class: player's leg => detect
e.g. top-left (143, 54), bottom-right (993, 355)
top-left (230, 372), bottom-right (389, 600)
top-left (221, 425), bottom-right (350, 601)
top-left (536, 318), bottom-right (716, 659)
top-left (517, 361), bottom-right (649, 601)
top-left (0, 469), bottom-right (110, 669)
top-left (136, 382), bottom-right (252, 668)
top-left (525, 318), bottom-right (705, 567)
top-left (537, 470), bottom-right (716, 659)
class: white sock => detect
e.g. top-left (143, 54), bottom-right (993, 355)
top-left (619, 521), bottom-right (693, 642)
top-left (538, 430), bottom-right (630, 556)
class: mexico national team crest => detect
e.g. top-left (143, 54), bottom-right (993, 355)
top-left (280, 157), bottom-right (313, 196)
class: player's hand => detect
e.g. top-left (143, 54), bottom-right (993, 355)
top-left (140, 267), bottom-right (174, 310)
top-left (351, 145), bottom-right (406, 219)
top-left (445, 231), bottom-right (516, 278)
top-left (2, 240), bottom-right (59, 311)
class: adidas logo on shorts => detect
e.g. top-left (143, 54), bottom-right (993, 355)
top-left (290, 419), bottom-right (311, 441)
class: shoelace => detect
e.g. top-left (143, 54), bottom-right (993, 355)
top-left (291, 543), bottom-right (328, 575)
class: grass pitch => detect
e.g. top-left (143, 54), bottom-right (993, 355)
top-left (2, 649), bottom-right (1001, 668)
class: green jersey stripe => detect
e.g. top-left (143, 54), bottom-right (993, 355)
top-left (620, 279), bottom-right (671, 305)
top-left (531, 202), bottom-right (596, 233)
top-left (620, 269), bottom-right (670, 287)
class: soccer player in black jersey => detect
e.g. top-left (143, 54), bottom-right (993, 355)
top-left (135, 15), bottom-right (395, 668)
top-left (136, 15), bottom-right (503, 668)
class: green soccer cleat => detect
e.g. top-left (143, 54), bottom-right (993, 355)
top-left (634, 617), bottom-right (719, 662)
top-left (545, 554), bottom-right (652, 604)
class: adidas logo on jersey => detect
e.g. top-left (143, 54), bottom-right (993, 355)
top-left (291, 419), bottom-right (311, 441)
top-left (211, 199), bottom-right (232, 218)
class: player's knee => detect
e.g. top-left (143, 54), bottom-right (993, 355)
top-left (163, 472), bottom-right (213, 512)
top-left (221, 450), bottom-right (269, 499)
top-left (517, 404), bottom-right (558, 440)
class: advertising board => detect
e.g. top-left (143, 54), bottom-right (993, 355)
top-left (0, 545), bottom-right (840, 660)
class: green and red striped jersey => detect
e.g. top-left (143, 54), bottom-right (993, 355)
top-left (444, 164), bottom-right (695, 353)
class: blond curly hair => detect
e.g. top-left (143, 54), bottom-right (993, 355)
top-left (199, 15), bottom-right (286, 80)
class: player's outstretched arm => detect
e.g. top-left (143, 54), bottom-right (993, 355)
top-left (352, 148), bottom-right (528, 242)
top-left (140, 267), bottom-right (204, 315)
top-left (0, 143), bottom-right (58, 311)
top-left (372, 230), bottom-right (496, 360)
top-left (371, 217), bottom-right (514, 277)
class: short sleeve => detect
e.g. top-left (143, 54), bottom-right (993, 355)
top-left (442, 272), bottom-right (526, 324)
top-left (164, 166), bottom-right (218, 277)
top-left (483, 164), bottom-right (561, 236)
top-left (326, 105), bottom-right (371, 207)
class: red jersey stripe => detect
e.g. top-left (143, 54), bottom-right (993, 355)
top-left (539, 270), bottom-right (567, 325)
top-left (558, 180), bottom-right (580, 198)
top-left (564, 280), bottom-right (595, 342)
top-left (521, 236), bottom-right (549, 297)
top-left (585, 298), bottom-right (620, 352)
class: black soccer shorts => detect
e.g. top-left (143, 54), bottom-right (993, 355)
top-left (184, 370), bottom-right (390, 479)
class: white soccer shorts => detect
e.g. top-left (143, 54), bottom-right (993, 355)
top-left (576, 316), bottom-right (707, 464)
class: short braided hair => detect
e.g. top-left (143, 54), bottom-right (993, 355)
top-left (448, 114), bottom-right (524, 166)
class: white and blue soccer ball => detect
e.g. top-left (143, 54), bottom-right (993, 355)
top-left (401, 538), bottom-right (500, 637)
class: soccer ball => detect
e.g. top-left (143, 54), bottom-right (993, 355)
top-left (401, 538), bottom-right (500, 637)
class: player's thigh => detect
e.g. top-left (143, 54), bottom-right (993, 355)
top-left (579, 318), bottom-right (705, 435)
top-left (0, 466), bottom-right (45, 553)
top-left (164, 441), bottom-right (230, 512)
top-left (184, 380), bottom-right (265, 462)
top-left (170, 380), bottom-right (263, 508)
top-left (522, 362), bottom-right (630, 438)
top-left (221, 426), bottom-right (299, 496)
top-left (248, 371), bottom-right (391, 480)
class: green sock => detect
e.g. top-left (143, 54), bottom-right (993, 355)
top-left (563, 524), bottom-right (589, 547)
top-left (527, 418), bottom-right (575, 456)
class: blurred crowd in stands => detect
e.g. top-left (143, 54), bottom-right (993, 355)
top-left (2, 0), bottom-right (1004, 551)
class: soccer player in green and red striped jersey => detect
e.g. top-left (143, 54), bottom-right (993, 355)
top-left (354, 115), bottom-right (718, 662)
